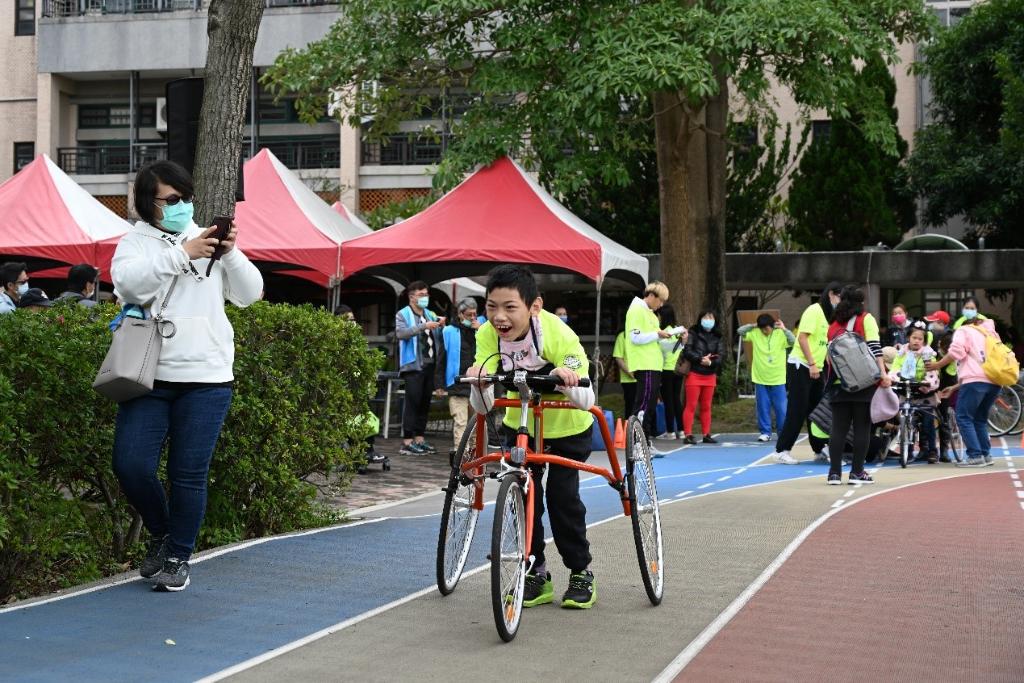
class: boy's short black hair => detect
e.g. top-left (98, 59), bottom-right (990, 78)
top-left (68, 263), bottom-right (99, 292)
top-left (333, 304), bottom-right (353, 316)
top-left (406, 280), bottom-right (429, 295)
top-left (133, 160), bottom-right (194, 227)
top-left (0, 262), bottom-right (27, 288)
top-left (756, 313), bottom-right (775, 329)
top-left (485, 264), bottom-right (538, 305)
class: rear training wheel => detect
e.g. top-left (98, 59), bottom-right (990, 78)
top-left (625, 416), bottom-right (664, 605)
top-left (436, 424), bottom-right (481, 595)
top-left (491, 474), bottom-right (527, 642)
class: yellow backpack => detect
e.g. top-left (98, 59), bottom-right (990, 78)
top-left (968, 326), bottom-right (1020, 386)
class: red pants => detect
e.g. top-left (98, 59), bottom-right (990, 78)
top-left (683, 373), bottom-right (717, 436)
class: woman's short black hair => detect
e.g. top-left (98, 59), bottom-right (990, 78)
top-left (658, 303), bottom-right (677, 328)
top-left (485, 264), bottom-right (539, 306)
top-left (756, 313), bottom-right (775, 329)
top-left (133, 160), bottom-right (194, 227)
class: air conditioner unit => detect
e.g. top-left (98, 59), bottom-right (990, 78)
top-left (155, 97), bottom-right (168, 132)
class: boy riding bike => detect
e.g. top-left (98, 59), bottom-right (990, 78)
top-left (466, 265), bottom-right (598, 609)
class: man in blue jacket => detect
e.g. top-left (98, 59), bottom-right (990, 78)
top-left (395, 281), bottom-right (445, 455)
top-left (436, 297), bottom-right (480, 453)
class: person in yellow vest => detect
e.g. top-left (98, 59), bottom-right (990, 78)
top-left (657, 304), bottom-right (688, 439)
top-left (624, 281), bottom-right (672, 455)
top-left (737, 314), bottom-right (796, 443)
top-left (612, 328), bottom-right (637, 418)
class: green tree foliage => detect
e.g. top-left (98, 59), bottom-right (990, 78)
top-left (788, 58), bottom-right (917, 250)
top-left (0, 302), bottom-right (381, 602)
top-left (263, 0), bottom-right (931, 323)
top-left (909, 0), bottom-right (1024, 246)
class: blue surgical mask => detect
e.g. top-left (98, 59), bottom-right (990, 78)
top-left (461, 318), bottom-right (474, 328)
top-left (416, 296), bottom-right (430, 309)
top-left (558, 315), bottom-right (569, 324)
top-left (963, 308), bottom-right (978, 320)
top-left (159, 200), bottom-right (194, 233)
top-left (701, 319), bottom-right (715, 331)
top-left (17, 282), bottom-right (29, 296)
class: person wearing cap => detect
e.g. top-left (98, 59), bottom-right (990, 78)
top-left (17, 287), bottom-right (54, 311)
top-left (56, 264), bottom-right (100, 308)
top-left (0, 261), bottom-right (29, 314)
top-left (436, 297), bottom-right (481, 453)
top-left (923, 310), bottom-right (950, 349)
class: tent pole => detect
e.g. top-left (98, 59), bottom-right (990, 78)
top-left (593, 282), bottom-right (602, 397)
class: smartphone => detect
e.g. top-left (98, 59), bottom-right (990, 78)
top-left (205, 216), bottom-right (233, 276)
top-left (709, 353), bottom-right (721, 360)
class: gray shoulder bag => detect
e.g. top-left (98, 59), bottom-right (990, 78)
top-left (92, 277), bottom-right (179, 402)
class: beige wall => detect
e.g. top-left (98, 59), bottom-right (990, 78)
top-left (0, 0), bottom-right (39, 183)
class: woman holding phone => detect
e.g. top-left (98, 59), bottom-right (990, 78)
top-left (681, 310), bottom-right (724, 444)
top-left (111, 160), bottom-right (263, 592)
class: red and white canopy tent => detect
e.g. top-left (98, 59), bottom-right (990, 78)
top-left (0, 155), bottom-right (130, 283)
top-left (340, 156), bottom-right (649, 381)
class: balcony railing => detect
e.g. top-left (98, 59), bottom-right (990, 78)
top-left (57, 137), bottom-right (339, 175)
top-left (43, 0), bottom-right (337, 15)
top-left (361, 132), bottom-right (452, 166)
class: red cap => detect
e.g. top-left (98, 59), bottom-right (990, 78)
top-left (923, 310), bottom-right (950, 325)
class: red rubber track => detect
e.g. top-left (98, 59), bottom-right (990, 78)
top-left (679, 472), bottom-right (1024, 682)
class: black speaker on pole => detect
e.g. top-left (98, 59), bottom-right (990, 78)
top-left (165, 77), bottom-right (244, 201)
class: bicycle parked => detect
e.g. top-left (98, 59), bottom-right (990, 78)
top-left (435, 370), bottom-right (664, 642)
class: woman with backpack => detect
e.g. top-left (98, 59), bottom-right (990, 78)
top-left (929, 312), bottom-right (1005, 466)
top-left (825, 286), bottom-right (890, 485)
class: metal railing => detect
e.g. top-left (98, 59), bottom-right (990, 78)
top-left (57, 143), bottom-right (167, 175)
top-left (43, 0), bottom-right (337, 15)
top-left (244, 137), bottom-right (340, 169)
top-left (361, 132), bottom-right (452, 166)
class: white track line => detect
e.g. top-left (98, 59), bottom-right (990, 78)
top-left (651, 470), bottom-right (999, 682)
top-left (697, 483), bottom-right (714, 490)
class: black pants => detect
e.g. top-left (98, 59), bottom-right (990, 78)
top-left (631, 370), bottom-right (662, 440)
top-left (776, 364), bottom-right (828, 453)
top-left (660, 371), bottom-right (683, 434)
top-left (504, 424), bottom-right (593, 572)
top-left (829, 401), bottom-right (872, 475)
top-left (401, 365), bottom-right (435, 438)
top-left (622, 382), bottom-right (637, 421)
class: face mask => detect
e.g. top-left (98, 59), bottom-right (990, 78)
top-left (928, 323), bottom-right (942, 333)
top-left (17, 282), bottom-right (29, 296)
top-left (159, 200), bottom-right (194, 233)
top-left (892, 314), bottom-right (906, 325)
top-left (558, 315), bottom-right (568, 323)
top-left (416, 296), bottom-right (430, 309)
top-left (701, 319), bottom-right (715, 331)
top-left (461, 318), bottom-right (474, 328)
top-left (963, 308), bottom-right (978, 320)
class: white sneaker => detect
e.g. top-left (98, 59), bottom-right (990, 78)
top-left (757, 434), bottom-right (771, 442)
top-left (655, 432), bottom-right (672, 440)
top-left (774, 451), bottom-right (798, 465)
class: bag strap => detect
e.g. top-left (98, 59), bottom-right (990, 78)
top-left (153, 276), bottom-right (179, 320)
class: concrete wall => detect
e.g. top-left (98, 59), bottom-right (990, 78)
top-left (37, 5), bottom-right (341, 73)
top-left (0, 0), bottom-right (39, 183)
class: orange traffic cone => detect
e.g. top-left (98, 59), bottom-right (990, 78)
top-left (614, 418), bottom-right (626, 450)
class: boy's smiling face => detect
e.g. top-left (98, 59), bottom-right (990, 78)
top-left (486, 286), bottom-right (542, 340)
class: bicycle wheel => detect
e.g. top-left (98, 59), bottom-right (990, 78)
top-left (899, 414), bottom-right (912, 468)
top-left (1007, 384), bottom-right (1024, 437)
top-left (491, 474), bottom-right (527, 643)
top-left (947, 406), bottom-right (966, 463)
top-left (436, 422), bottom-right (482, 595)
top-left (987, 385), bottom-right (1021, 437)
top-left (625, 415), bottom-right (664, 605)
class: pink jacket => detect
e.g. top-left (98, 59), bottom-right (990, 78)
top-left (948, 319), bottom-right (998, 385)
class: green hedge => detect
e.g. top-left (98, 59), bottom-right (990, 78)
top-left (0, 301), bottom-right (382, 603)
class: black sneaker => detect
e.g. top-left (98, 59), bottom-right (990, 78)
top-left (523, 571), bottom-right (553, 607)
top-left (702, 435), bottom-right (718, 444)
top-left (561, 570), bottom-right (596, 609)
top-left (683, 435), bottom-right (697, 445)
top-left (139, 535), bottom-right (167, 579)
top-left (399, 442), bottom-right (420, 455)
top-left (848, 470), bottom-right (875, 485)
top-left (153, 558), bottom-right (191, 592)
top-left (366, 448), bottom-right (386, 463)
top-left (419, 441), bottom-right (438, 454)
top-left (826, 472), bottom-right (842, 485)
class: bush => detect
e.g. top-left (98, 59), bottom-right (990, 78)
top-left (0, 301), bottom-right (382, 603)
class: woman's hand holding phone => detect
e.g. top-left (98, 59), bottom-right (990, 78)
top-left (205, 216), bottom-right (236, 276)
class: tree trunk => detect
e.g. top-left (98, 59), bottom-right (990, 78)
top-left (653, 68), bottom-right (728, 333)
top-left (192, 0), bottom-right (265, 227)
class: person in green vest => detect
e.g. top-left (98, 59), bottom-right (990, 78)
top-left (657, 303), bottom-right (688, 439)
top-left (951, 295), bottom-right (988, 330)
top-left (612, 328), bottom-right (637, 418)
top-left (625, 281), bottom-right (672, 455)
top-left (737, 314), bottom-right (796, 443)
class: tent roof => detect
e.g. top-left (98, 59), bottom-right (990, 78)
top-left (0, 155), bottom-right (130, 268)
top-left (340, 157), bottom-right (648, 289)
top-left (234, 149), bottom-right (367, 281)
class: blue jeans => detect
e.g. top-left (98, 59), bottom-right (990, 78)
top-left (113, 386), bottom-right (233, 560)
top-left (955, 382), bottom-right (1000, 459)
top-left (755, 383), bottom-right (787, 437)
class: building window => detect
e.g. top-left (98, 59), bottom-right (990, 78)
top-left (78, 103), bottom-right (157, 129)
top-left (14, 142), bottom-right (34, 173)
top-left (15, 0), bottom-right (34, 35)
top-left (811, 120), bottom-right (832, 144)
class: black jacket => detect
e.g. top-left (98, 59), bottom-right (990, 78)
top-left (683, 327), bottom-right (724, 375)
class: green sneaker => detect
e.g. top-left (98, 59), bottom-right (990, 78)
top-left (561, 570), bottom-right (596, 609)
top-left (522, 571), bottom-right (553, 607)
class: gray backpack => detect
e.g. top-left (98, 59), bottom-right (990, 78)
top-left (827, 315), bottom-right (881, 392)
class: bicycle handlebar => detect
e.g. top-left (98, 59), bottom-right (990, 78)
top-left (458, 370), bottom-right (591, 392)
